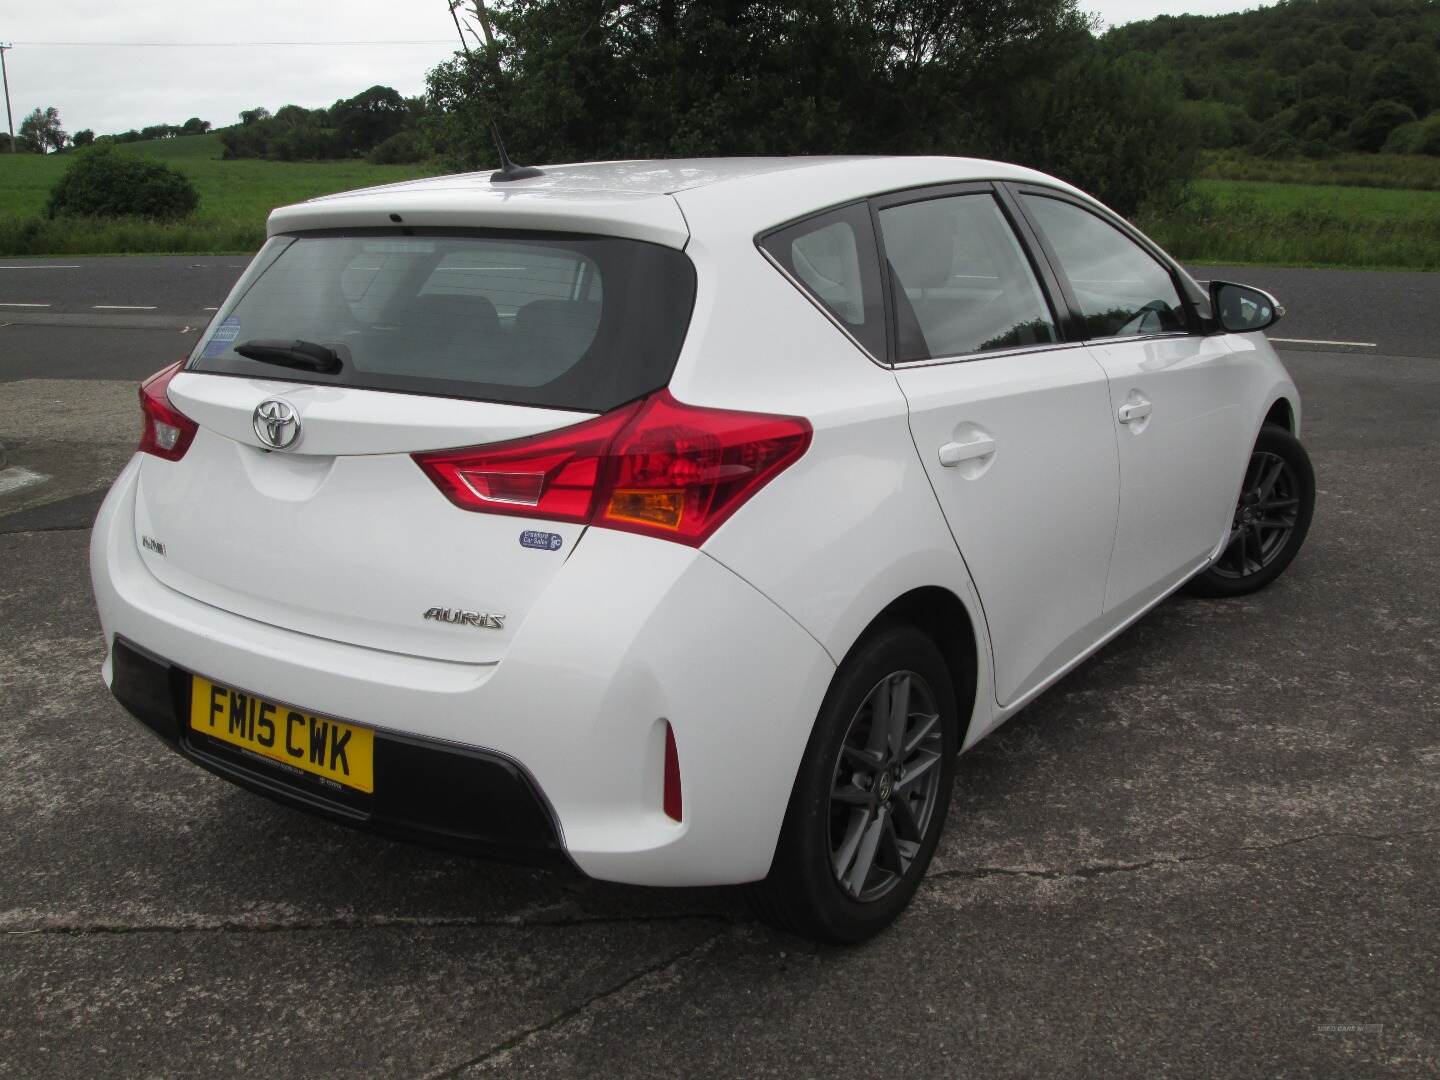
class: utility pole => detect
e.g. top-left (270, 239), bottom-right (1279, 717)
top-left (0, 44), bottom-right (14, 153)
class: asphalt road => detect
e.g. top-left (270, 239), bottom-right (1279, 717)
top-left (1, 260), bottom-right (1438, 1078)
top-left (0, 256), bottom-right (1434, 386)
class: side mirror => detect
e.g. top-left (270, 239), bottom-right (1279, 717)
top-left (1210, 281), bottom-right (1284, 334)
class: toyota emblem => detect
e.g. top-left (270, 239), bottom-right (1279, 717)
top-left (253, 399), bottom-right (301, 450)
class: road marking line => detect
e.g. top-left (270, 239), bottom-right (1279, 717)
top-left (203, 306), bottom-right (219, 311)
top-left (93, 305), bottom-right (158, 311)
top-left (0, 467), bottom-right (49, 496)
top-left (0, 302), bottom-right (51, 307)
top-left (1269, 337), bottom-right (1377, 348)
top-left (0, 265), bottom-right (81, 270)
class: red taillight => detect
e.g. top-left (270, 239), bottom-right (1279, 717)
top-left (138, 361), bottom-right (199, 462)
top-left (663, 720), bottom-right (682, 822)
top-left (413, 390), bottom-right (812, 547)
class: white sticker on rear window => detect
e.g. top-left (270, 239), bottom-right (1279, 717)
top-left (201, 315), bottom-right (240, 358)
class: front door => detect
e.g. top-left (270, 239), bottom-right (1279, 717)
top-left (1016, 192), bottom-right (1251, 616)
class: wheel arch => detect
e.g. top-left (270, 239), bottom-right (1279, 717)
top-left (849, 586), bottom-right (983, 749)
top-left (1264, 396), bottom-right (1295, 433)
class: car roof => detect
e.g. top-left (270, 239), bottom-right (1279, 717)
top-left (266, 156), bottom-right (1088, 249)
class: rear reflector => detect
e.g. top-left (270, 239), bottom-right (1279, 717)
top-left (138, 361), bottom-right (199, 462)
top-left (414, 389), bottom-right (811, 547)
top-left (663, 720), bottom-right (682, 822)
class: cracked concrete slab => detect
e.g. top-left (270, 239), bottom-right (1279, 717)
top-left (455, 833), bottom-right (1437, 1079)
top-left (0, 922), bottom-right (722, 1079)
top-left (1, 337), bottom-right (1437, 1078)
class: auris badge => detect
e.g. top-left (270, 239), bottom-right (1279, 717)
top-left (253, 398), bottom-right (301, 450)
top-left (424, 608), bottom-right (506, 631)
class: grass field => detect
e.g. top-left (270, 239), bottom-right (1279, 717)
top-left (1139, 177), bottom-right (1440, 271)
top-left (124, 131), bottom-right (228, 160)
top-left (0, 133), bottom-right (441, 256)
top-left (2, 136), bottom-right (1438, 269)
top-left (1201, 150), bottom-right (1440, 191)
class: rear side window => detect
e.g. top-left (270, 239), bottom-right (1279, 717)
top-left (1021, 195), bottom-right (1186, 339)
top-left (878, 194), bottom-right (1058, 362)
top-left (190, 230), bottom-right (696, 412)
top-left (760, 202), bottom-right (886, 359)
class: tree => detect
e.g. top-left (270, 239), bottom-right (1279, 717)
top-left (19, 106), bottom-right (66, 153)
top-left (428, 0), bottom-right (1093, 166)
top-left (425, 0), bottom-right (1191, 213)
top-left (239, 107), bottom-right (271, 125)
top-left (333, 85), bottom-right (408, 152)
top-left (1364, 59), bottom-right (1432, 117)
top-left (71, 129), bottom-right (95, 148)
top-left (1298, 61), bottom-right (1347, 101)
top-left (181, 117), bottom-right (211, 134)
top-left (1348, 99), bottom-right (1417, 152)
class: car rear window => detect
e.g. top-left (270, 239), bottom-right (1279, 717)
top-left (189, 229), bottom-right (697, 412)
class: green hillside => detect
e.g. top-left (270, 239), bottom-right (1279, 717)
top-left (1107, 0), bottom-right (1440, 158)
top-left (123, 132), bottom-right (227, 160)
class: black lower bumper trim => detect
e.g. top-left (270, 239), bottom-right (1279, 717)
top-left (109, 636), bottom-right (570, 868)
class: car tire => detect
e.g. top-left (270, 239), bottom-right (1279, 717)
top-left (750, 622), bottom-right (959, 944)
top-left (1186, 423), bottom-right (1315, 598)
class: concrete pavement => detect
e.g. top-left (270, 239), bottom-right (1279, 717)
top-left (1, 262), bottom-right (1437, 1077)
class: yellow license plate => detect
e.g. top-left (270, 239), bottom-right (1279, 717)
top-left (188, 676), bottom-right (374, 794)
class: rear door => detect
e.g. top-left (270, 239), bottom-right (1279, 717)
top-left (878, 186), bottom-right (1121, 707)
top-left (137, 229), bottom-right (695, 664)
top-left (1012, 189), bottom-right (1251, 616)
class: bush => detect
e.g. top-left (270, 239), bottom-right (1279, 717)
top-left (1347, 100), bottom-right (1417, 153)
top-left (367, 130), bottom-right (425, 164)
top-left (46, 146), bottom-right (199, 220)
top-left (1383, 112), bottom-right (1440, 156)
top-left (1177, 100), bottom-right (1257, 149)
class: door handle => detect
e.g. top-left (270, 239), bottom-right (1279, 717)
top-left (938, 434), bottom-right (996, 467)
top-left (1117, 400), bottom-right (1153, 424)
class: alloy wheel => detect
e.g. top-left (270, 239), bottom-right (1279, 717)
top-left (828, 670), bottom-right (945, 902)
top-left (1214, 449), bottom-right (1301, 579)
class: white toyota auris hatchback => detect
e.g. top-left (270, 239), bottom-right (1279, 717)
top-left (92, 156), bottom-right (1314, 942)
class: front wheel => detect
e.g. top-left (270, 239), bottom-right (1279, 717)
top-left (750, 623), bottom-right (959, 943)
top-left (1186, 423), bottom-right (1315, 598)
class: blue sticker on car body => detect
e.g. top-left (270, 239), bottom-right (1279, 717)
top-left (520, 530), bottom-right (564, 551)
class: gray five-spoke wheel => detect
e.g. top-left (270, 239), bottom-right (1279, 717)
top-left (1215, 449), bottom-right (1301, 579)
top-left (829, 670), bottom-right (944, 903)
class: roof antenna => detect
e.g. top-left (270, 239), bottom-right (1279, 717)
top-left (489, 119), bottom-right (544, 183)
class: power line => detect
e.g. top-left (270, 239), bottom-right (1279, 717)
top-left (8, 40), bottom-right (457, 47)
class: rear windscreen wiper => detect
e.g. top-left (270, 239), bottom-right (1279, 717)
top-left (234, 339), bottom-right (343, 374)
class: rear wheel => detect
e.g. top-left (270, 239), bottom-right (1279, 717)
top-left (750, 624), bottom-right (958, 943)
top-left (1186, 423), bottom-right (1315, 598)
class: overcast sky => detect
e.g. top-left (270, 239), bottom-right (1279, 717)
top-left (2, 2), bottom-right (1265, 139)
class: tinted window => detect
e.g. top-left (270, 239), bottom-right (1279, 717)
top-left (878, 194), bottom-right (1058, 362)
top-left (1022, 196), bottom-right (1186, 339)
top-left (189, 230), bottom-right (695, 412)
top-left (761, 202), bottom-right (886, 359)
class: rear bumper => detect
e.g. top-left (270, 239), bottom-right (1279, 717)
top-left (92, 455), bottom-right (836, 886)
top-left (109, 635), bottom-right (568, 866)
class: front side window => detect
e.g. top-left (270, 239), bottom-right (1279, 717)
top-left (878, 193), bottom-right (1058, 362)
top-left (760, 202), bottom-right (886, 359)
top-left (1022, 195), bottom-right (1186, 339)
